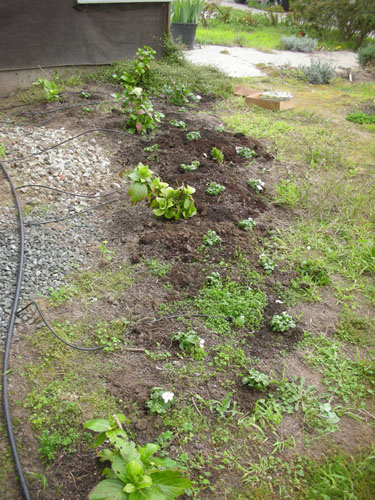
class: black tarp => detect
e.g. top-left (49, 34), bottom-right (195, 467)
top-left (0, 1), bottom-right (169, 71)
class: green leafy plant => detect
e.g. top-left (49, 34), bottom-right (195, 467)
top-left (0, 144), bottom-right (5, 157)
top-left (144, 144), bottom-right (159, 153)
top-left (238, 218), bottom-right (256, 231)
top-left (150, 184), bottom-right (197, 220)
top-left (113, 46), bottom-right (156, 88)
top-left (100, 240), bottom-right (115, 261)
top-left (346, 112), bottom-right (375, 125)
top-left (202, 230), bottom-right (222, 246)
top-left (273, 179), bottom-right (301, 208)
top-left (205, 272), bottom-right (222, 287)
top-left (180, 160), bottom-right (200, 172)
top-left (125, 163), bottom-right (197, 220)
top-left (116, 86), bottom-right (164, 134)
top-left (170, 119), bottom-right (187, 128)
top-left (211, 147), bottom-right (224, 164)
top-left (84, 414), bottom-right (191, 499)
top-left (297, 259), bottom-right (331, 286)
top-left (300, 59), bottom-right (336, 84)
top-left (147, 388), bottom-right (175, 415)
top-left (206, 182), bottom-right (225, 195)
top-left (248, 178), bottom-right (265, 193)
top-left (242, 368), bottom-right (270, 391)
top-left (81, 106), bottom-right (94, 113)
top-left (259, 253), bottom-right (276, 274)
top-left (81, 91), bottom-right (91, 99)
top-left (270, 312), bottom-right (296, 332)
top-left (164, 83), bottom-right (198, 106)
top-left (186, 131), bottom-right (201, 140)
top-left (171, 0), bottom-right (205, 23)
top-left (146, 259), bottom-right (171, 277)
top-left (172, 330), bottom-right (206, 360)
top-left (236, 146), bottom-right (257, 159)
top-left (33, 78), bottom-right (62, 102)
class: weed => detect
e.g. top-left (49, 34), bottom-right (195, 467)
top-left (273, 179), bottom-right (302, 208)
top-left (146, 259), bottom-right (171, 277)
top-left (144, 143), bottom-right (159, 153)
top-left (346, 111), bottom-right (375, 125)
top-left (206, 182), bottom-right (225, 195)
top-left (212, 343), bottom-right (253, 372)
top-left (270, 312), bottom-right (296, 332)
top-left (49, 285), bottom-right (76, 306)
top-left (238, 218), bottom-right (257, 231)
top-left (195, 278), bottom-right (267, 334)
top-left (335, 309), bottom-right (375, 345)
top-left (164, 83), bottom-right (198, 106)
top-left (0, 144), bottom-right (5, 157)
top-left (297, 258), bottom-right (331, 286)
top-left (202, 230), bottom-right (222, 247)
top-left (205, 271), bottom-right (222, 287)
top-left (99, 240), bottom-right (115, 261)
top-left (211, 147), bottom-right (224, 164)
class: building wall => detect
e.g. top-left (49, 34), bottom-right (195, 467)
top-left (0, 0), bottom-right (169, 92)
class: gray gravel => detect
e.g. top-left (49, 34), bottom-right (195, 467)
top-left (0, 124), bottom-right (123, 339)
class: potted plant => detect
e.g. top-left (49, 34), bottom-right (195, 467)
top-left (170, 0), bottom-right (205, 50)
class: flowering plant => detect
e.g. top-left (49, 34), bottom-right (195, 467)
top-left (146, 387), bottom-right (175, 414)
top-left (172, 330), bottom-right (206, 360)
top-left (248, 178), bottom-right (265, 193)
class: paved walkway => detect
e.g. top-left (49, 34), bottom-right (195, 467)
top-left (185, 1), bottom-right (358, 78)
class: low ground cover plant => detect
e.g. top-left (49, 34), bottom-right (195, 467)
top-left (242, 368), bottom-right (270, 392)
top-left (236, 146), bottom-right (257, 159)
top-left (186, 131), bottom-right (201, 140)
top-left (164, 83), bottom-right (198, 106)
top-left (202, 230), bottom-right (222, 246)
top-left (248, 178), bottom-right (265, 193)
top-left (238, 218), bottom-right (257, 231)
top-left (270, 312), bottom-right (296, 332)
top-left (172, 330), bottom-right (206, 359)
top-left (84, 414), bottom-right (191, 499)
top-left (346, 112), bottom-right (375, 125)
top-left (180, 160), bottom-right (200, 172)
top-left (147, 388), bottom-right (175, 415)
top-left (358, 43), bottom-right (375, 67)
top-left (206, 182), bottom-right (225, 195)
top-left (170, 119), bottom-right (187, 128)
top-left (259, 253), bottom-right (276, 274)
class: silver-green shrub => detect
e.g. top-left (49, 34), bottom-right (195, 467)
top-left (282, 35), bottom-right (317, 53)
top-left (300, 59), bottom-right (336, 84)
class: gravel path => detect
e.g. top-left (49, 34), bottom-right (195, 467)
top-left (0, 124), bottom-right (122, 339)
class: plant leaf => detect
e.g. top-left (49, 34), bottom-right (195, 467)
top-left (150, 470), bottom-right (192, 498)
top-left (129, 183), bottom-right (148, 203)
top-left (84, 419), bottom-right (111, 433)
top-left (89, 479), bottom-right (129, 500)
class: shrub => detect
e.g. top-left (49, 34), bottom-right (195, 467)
top-left (290, 0), bottom-right (375, 48)
top-left (281, 35), bottom-right (317, 53)
top-left (358, 43), bottom-right (375, 67)
top-left (300, 59), bottom-right (336, 84)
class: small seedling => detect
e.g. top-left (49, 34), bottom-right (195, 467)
top-left (143, 143), bottom-right (159, 153)
top-left (146, 387), bottom-right (175, 414)
top-left (211, 147), bottom-right (224, 164)
top-left (99, 240), bottom-right (115, 261)
top-left (202, 230), bottom-right (222, 246)
top-left (242, 368), bottom-right (270, 391)
top-left (170, 119), bottom-right (187, 128)
top-left (172, 330), bottom-right (206, 360)
top-left (206, 182), bottom-right (225, 195)
top-left (81, 106), bottom-right (93, 113)
top-left (33, 78), bottom-right (61, 102)
top-left (186, 131), bottom-right (201, 141)
top-left (248, 178), bottom-right (265, 193)
top-left (215, 125), bottom-right (225, 132)
top-left (270, 312), bottom-right (296, 332)
top-left (238, 218), bottom-right (256, 231)
top-left (180, 160), bottom-right (200, 172)
top-left (236, 146), bottom-right (257, 159)
top-left (80, 91), bottom-right (91, 99)
top-left (259, 253), bottom-right (276, 274)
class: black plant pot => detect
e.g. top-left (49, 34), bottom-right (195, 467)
top-left (171, 23), bottom-right (198, 50)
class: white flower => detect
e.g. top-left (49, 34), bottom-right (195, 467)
top-left (275, 299), bottom-right (284, 304)
top-left (196, 95), bottom-right (202, 100)
top-left (199, 338), bottom-right (205, 349)
top-left (161, 391), bottom-right (174, 404)
top-left (307, 246), bottom-right (311, 250)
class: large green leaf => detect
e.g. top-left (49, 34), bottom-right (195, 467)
top-left (129, 486), bottom-right (165, 500)
top-left (84, 419), bottom-right (111, 433)
top-left (89, 479), bottom-right (129, 500)
top-left (112, 453), bottom-right (128, 483)
top-left (151, 471), bottom-right (192, 499)
top-left (129, 182), bottom-right (148, 203)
